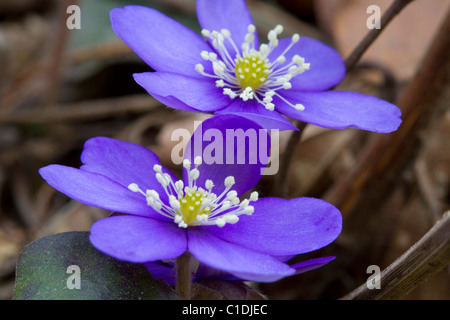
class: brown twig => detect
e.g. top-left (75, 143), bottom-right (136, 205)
top-left (44, 0), bottom-right (78, 109)
top-left (414, 159), bottom-right (443, 222)
top-left (272, 0), bottom-right (414, 198)
top-left (325, 6), bottom-right (450, 213)
top-left (299, 129), bottom-right (359, 197)
top-left (272, 121), bottom-right (307, 197)
top-left (341, 211), bottom-right (450, 300)
top-left (345, 0), bottom-right (415, 72)
top-left (333, 6), bottom-right (450, 300)
top-left (0, 94), bottom-right (160, 124)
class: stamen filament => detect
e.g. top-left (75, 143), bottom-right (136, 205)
top-left (128, 160), bottom-right (258, 228)
top-left (196, 24), bottom-right (309, 112)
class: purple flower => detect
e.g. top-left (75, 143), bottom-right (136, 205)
top-left (110, 0), bottom-right (401, 132)
top-left (38, 115), bottom-right (342, 283)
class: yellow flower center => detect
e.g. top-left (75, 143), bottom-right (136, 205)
top-left (176, 187), bottom-right (211, 225)
top-left (235, 53), bottom-right (271, 90)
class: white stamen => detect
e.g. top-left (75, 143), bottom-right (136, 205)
top-left (205, 179), bottom-right (214, 191)
top-left (259, 43), bottom-right (269, 55)
top-left (215, 217), bottom-right (226, 227)
top-left (265, 103), bottom-right (275, 111)
top-left (194, 156), bottom-right (202, 166)
top-left (213, 61), bottom-right (225, 76)
top-left (128, 183), bottom-right (140, 193)
top-left (223, 88), bottom-right (237, 99)
top-left (195, 64), bottom-right (204, 73)
top-left (263, 95), bottom-right (273, 104)
top-left (175, 180), bottom-right (184, 192)
top-left (240, 199), bottom-right (249, 208)
top-left (224, 176), bottom-right (235, 187)
top-left (196, 23), bottom-right (309, 113)
top-left (183, 159), bottom-right (191, 170)
top-left (156, 173), bottom-right (168, 187)
top-left (274, 24), bottom-right (283, 34)
top-left (244, 32), bottom-right (254, 44)
top-left (201, 29), bottom-right (210, 38)
top-left (221, 201), bottom-right (231, 210)
top-left (268, 30), bottom-right (277, 43)
top-left (250, 191), bottom-right (259, 201)
top-left (283, 82), bottom-right (292, 89)
top-left (276, 56), bottom-right (286, 64)
top-left (169, 196), bottom-right (181, 210)
top-left (225, 214), bottom-right (239, 224)
top-left (226, 190), bottom-right (238, 200)
top-left (221, 28), bottom-right (231, 39)
top-left (244, 206), bottom-right (254, 215)
top-left (200, 51), bottom-right (209, 60)
top-left (208, 52), bottom-right (218, 61)
top-left (147, 190), bottom-right (160, 201)
top-left (177, 219), bottom-right (188, 228)
top-left (295, 104), bottom-right (305, 111)
top-left (127, 158), bottom-right (258, 228)
top-left (239, 87), bottom-right (254, 101)
top-left (197, 214), bottom-right (209, 222)
top-left (231, 197), bottom-right (240, 205)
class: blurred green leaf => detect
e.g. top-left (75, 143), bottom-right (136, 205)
top-left (69, 0), bottom-right (199, 50)
top-left (13, 231), bottom-right (181, 300)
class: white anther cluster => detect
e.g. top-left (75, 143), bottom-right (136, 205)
top-left (128, 157), bottom-right (258, 228)
top-left (195, 24), bottom-right (310, 112)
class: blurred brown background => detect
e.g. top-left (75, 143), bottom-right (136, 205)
top-left (0, 0), bottom-right (449, 300)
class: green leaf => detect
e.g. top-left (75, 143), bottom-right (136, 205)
top-left (13, 231), bottom-right (181, 300)
top-left (69, 0), bottom-right (200, 50)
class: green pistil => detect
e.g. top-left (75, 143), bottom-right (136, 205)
top-left (177, 189), bottom-right (211, 225)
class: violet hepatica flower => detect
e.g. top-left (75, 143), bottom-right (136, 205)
top-left (110, 0), bottom-right (401, 132)
top-left (39, 115), bottom-right (342, 283)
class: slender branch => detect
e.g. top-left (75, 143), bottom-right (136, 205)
top-left (176, 251), bottom-right (193, 300)
top-left (345, 0), bottom-right (415, 71)
top-left (272, 0), bottom-right (414, 197)
top-left (325, 6), bottom-right (450, 212)
top-left (341, 211), bottom-right (450, 300)
top-left (44, 0), bottom-right (78, 109)
top-left (272, 121), bottom-right (307, 197)
top-left (0, 94), bottom-right (160, 124)
top-left (337, 6), bottom-right (450, 300)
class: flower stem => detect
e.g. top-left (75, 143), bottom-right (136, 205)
top-left (175, 251), bottom-right (192, 300)
top-left (272, 120), bottom-right (308, 197)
